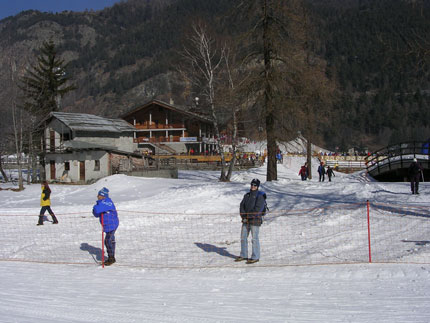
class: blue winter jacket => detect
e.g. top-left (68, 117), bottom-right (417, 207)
top-left (92, 197), bottom-right (119, 233)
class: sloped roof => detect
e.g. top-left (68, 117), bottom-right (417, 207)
top-left (63, 140), bottom-right (117, 151)
top-left (239, 134), bottom-right (332, 154)
top-left (61, 140), bottom-right (144, 158)
top-left (280, 134), bottom-right (332, 154)
top-left (121, 99), bottom-right (213, 123)
top-left (48, 112), bottom-right (135, 133)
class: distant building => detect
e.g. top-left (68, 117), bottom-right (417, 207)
top-left (121, 99), bottom-right (216, 155)
top-left (40, 112), bottom-right (148, 183)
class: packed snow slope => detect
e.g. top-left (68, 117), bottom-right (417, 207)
top-left (0, 156), bottom-right (429, 322)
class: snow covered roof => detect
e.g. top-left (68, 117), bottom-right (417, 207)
top-left (239, 134), bottom-right (331, 154)
top-left (48, 112), bottom-right (135, 134)
top-left (279, 134), bottom-right (332, 154)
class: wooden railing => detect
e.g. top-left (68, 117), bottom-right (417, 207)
top-left (134, 123), bottom-right (185, 129)
top-left (134, 135), bottom-right (187, 143)
top-left (366, 141), bottom-right (430, 178)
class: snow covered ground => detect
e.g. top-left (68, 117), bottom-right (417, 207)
top-left (1, 157), bottom-right (430, 322)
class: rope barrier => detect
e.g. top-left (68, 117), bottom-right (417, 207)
top-left (0, 201), bottom-right (429, 268)
top-left (0, 201), bottom-right (367, 217)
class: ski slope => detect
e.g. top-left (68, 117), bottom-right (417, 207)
top-left (0, 156), bottom-right (429, 322)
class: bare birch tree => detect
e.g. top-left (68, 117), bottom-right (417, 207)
top-left (180, 24), bottom-right (232, 181)
top-left (222, 48), bottom-right (240, 180)
top-left (0, 142), bottom-right (9, 182)
top-left (10, 59), bottom-right (25, 190)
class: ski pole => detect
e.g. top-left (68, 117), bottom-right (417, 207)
top-left (101, 213), bottom-right (105, 268)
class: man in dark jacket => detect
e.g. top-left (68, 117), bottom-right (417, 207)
top-left (408, 158), bottom-right (423, 194)
top-left (235, 179), bottom-right (266, 264)
top-left (318, 162), bottom-right (326, 182)
top-left (93, 187), bottom-right (119, 266)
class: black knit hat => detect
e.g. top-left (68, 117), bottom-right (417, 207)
top-left (251, 178), bottom-right (260, 187)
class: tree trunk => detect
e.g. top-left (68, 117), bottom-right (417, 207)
top-left (226, 108), bottom-right (239, 181)
top-left (39, 133), bottom-right (46, 181)
top-left (0, 155), bottom-right (8, 182)
top-left (306, 138), bottom-right (312, 179)
top-left (218, 143), bottom-right (227, 182)
top-left (27, 134), bottom-right (32, 184)
top-left (266, 114), bottom-right (277, 181)
top-left (263, 0), bottom-right (277, 181)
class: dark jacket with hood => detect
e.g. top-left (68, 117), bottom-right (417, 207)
top-left (240, 189), bottom-right (266, 226)
top-left (408, 161), bottom-right (423, 180)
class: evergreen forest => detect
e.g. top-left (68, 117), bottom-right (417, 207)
top-left (0, 0), bottom-right (429, 152)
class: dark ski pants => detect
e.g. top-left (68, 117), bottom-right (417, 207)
top-left (38, 206), bottom-right (58, 225)
top-left (40, 206), bottom-right (54, 216)
top-left (319, 174), bottom-right (325, 182)
top-left (105, 230), bottom-right (116, 258)
top-left (410, 175), bottom-right (420, 194)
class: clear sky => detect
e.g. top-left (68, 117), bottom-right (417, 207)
top-left (0, 0), bottom-right (122, 21)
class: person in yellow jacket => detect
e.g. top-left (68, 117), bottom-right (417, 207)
top-left (38, 181), bottom-right (58, 226)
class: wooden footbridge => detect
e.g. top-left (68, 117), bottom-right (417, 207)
top-left (366, 141), bottom-right (430, 181)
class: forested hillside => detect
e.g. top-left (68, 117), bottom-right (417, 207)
top-left (0, 0), bottom-right (428, 151)
top-left (316, 0), bottom-right (430, 150)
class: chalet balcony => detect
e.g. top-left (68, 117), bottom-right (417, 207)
top-left (134, 122), bottom-right (185, 130)
top-left (134, 135), bottom-right (194, 143)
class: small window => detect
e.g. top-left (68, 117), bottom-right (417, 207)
top-left (94, 160), bottom-right (100, 171)
top-left (65, 162), bottom-right (70, 171)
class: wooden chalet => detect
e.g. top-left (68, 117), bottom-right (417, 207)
top-left (40, 112), bottom-right (149, 184)
top-left (122, 99), bottom-right (216, 155)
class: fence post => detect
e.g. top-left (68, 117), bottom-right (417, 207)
top-left (101, 213), bottom-right (105, 268)
top-left (367, 200), bottom-right (372, 263)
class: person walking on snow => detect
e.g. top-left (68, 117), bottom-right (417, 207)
top-left (327, 165), bottom-right (335, 182)
top-left (37, 181), bottom-right (58, 225)
top-left (318, 162), bottom-right (326, 182)
top-left (408, 158), bottom-right (423, 194)
top-left (236, 179), bottom-right (266, 264)
top-left (93, 187), bottom-right (119, 266)
top-left (299, 165), bottom-right (308, 181)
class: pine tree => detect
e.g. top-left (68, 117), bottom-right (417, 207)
top-left (237, 0), bottom-right (333, 181)
top-left (20, 40), bottom-right (75, 118)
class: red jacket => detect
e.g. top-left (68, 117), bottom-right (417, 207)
top-left (299, 166), bottom-right (307, 175)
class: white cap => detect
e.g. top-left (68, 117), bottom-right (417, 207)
top-left (413, 158), bottom-right (417, 162)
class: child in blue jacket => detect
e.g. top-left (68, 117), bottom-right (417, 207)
top-left (93, 187), bottom-right (119, 266)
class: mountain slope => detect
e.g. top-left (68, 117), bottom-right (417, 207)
top-left (0, 0), bottom-right (429, 151)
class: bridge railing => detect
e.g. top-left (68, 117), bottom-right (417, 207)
top-left (366, 141), bottom-right (430, 175)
